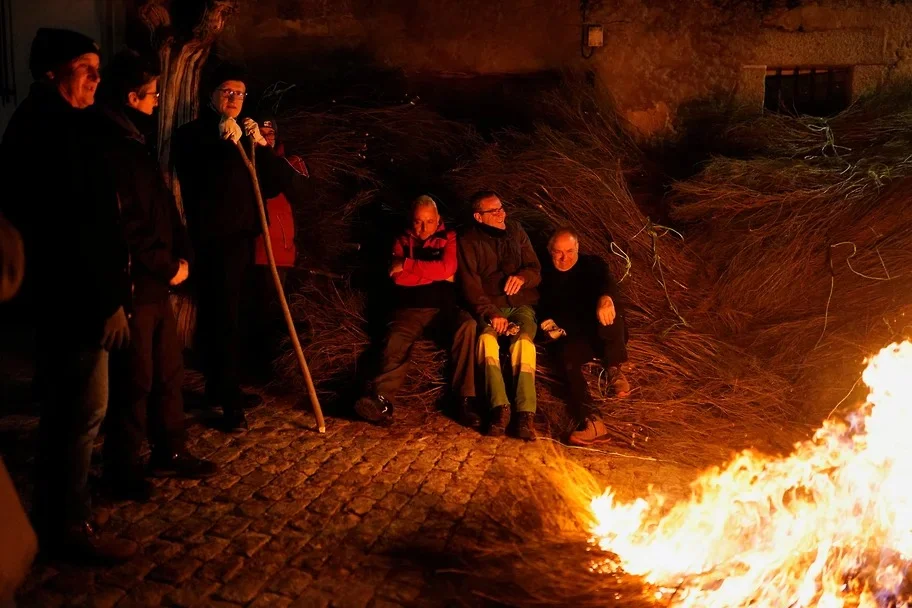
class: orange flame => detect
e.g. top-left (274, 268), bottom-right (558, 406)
top-left (590, 341), bottom-right (912, 607)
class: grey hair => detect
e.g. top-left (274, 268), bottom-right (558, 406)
top-left (548, 227), bottom-right (580, 250)
top-left (411, 195), bottom-right (438, 214)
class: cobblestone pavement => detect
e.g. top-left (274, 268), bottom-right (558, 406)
top-left (1, 376), bottom-right (697, 608)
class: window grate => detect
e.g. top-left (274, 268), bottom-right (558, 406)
top-left (764, 66), bottom-right (851, 117)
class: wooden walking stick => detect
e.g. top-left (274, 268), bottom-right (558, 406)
top-left (234, 137), bottom-right (326, 433)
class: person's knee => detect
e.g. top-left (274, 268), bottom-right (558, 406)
top-left (477, 332), bottom-right (500, 365)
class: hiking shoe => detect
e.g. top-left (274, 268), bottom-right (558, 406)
top-left (569, 418), bottom-right (611, 446)
top-left (457, 397), bottom-right (481, 429)
top-left (354, 395), bottom-right (394, 427)
top-left (608, 367), bottom-right (631, 398)
top-left (150, 452), bottom-right (218, 479)
top-left (487, 405), bottom-right (509, 437)
top-left (515, 411), bottom-right (536, 442)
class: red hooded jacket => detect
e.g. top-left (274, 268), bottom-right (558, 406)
top-left (254, 145), bottom-right (308, 267)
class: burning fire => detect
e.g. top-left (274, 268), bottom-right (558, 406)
top-left (589, 341), bottom-right (912, 607)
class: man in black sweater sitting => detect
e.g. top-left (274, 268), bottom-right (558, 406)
top-left (538, 228), bottom-right (630, 446)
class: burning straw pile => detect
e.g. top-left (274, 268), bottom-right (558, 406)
top-left (274, 77), bottom-right (800, 466)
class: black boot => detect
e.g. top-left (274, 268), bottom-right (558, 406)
top-left (150, 451), bottom-right (218, 479)
top-left (487, 405), bottom-right (509, 437)
top-left (457, 397), bottom-right (481, 429)
top-left (354, 394), bottom-right (394, 427)
top-left (222, 408), bottom-right (249, 432)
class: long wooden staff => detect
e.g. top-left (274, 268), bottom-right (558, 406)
top-left (234, 137), bottom-right (326, 433)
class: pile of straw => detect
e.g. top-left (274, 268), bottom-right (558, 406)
top-left (273, 78), bottom-right (801, 466)
top-left (669, 85), bottom-right (912, 412)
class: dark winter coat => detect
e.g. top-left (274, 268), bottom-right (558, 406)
top-left (539, 254), bottom-right (623, 335)
top-left (0, 82), bottom-right (128, 343)
top-left (96, 103), bottom-right (193, 307)
top-left (457, 220), bottom-right (541, 321)
top-left (171, 108), bottom-right (285, 247)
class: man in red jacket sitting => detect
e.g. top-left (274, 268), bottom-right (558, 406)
top-left (354, 196), bottom-right (479, 427)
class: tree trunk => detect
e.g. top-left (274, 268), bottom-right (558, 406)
top-left (129, 0), bottom-right (239, 347)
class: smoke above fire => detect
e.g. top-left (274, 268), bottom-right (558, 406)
top-left (589, 341), bottom-right (912, 607)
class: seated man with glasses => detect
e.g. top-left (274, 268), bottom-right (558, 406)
top-left (172, 62), bottom-right (287, 431)
top-left (457, 191), bottom-right (542, 441)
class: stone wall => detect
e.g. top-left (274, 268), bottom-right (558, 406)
top-left (225, 0), bottom-right (912, 137)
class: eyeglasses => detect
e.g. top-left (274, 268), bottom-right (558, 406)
top-left (139, 91), bottom-right (160, 100)
top-left (218, 88), bottom-right (247, 100)
top-left (478, 205), bottom-right (505, 215)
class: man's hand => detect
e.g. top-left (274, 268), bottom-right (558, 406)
top-left (219, 116), bottom-right (243, 143)
top-left (540, 318), bottom-right (566, 341)
top-left (490, 316), bottom-right (510, 335)
top-left (389, 257), bottom-right (405, 276)
top-left (242, 118), bottom-right (268, 147)
top-left (101, 306), bottom-right (130, 351)
top-left (597, 295), bottom-right (616, 326)
top-left (170, 259), bottom-right (189, 286)
top-left (504, 275), bottom-right (525, 296)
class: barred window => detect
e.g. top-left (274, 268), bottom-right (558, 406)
top-left (764, 67), bottom-right (851, 117)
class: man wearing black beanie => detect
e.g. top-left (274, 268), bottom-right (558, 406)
top-left (0, 28), bottom-right (136, 563)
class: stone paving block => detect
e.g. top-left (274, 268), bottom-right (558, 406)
top-left (123, 516), bottom-right (173, 543)
top-left (345, 496), bottom-right (375, 515)
top-left (72, 585), bottom-right (125, 607)
top-left (287, 483), bottom-right (326, 503)
top-left (195, 501), bottom-right (235, 520)
top-left (249, 514), bottom-right (291, 535)
top-left (197, 553), bottom-right (246, 582)
top-left (148, 554), bottom-right (203, 584)
top-left (237, 498), bottom-right (273, 518)
top-left (359, 482), bottom-right (394, 501)
top-left (227, 459), bottom-right (258, 477)
top-left (249, 592), bottom-right (293, 608)
top-left (142, 539), bottom-right (184, 562)
top-left (267, 568), bottom-right (314, 597)
top-left (155, 499), bottom-right (198, 523)
top-left (204, 472), bottom-right (243, 490)
top-left (185, 536), bottom-right (231, 561)
top-left (178, 484), bottom-right (221, 504)
top-left (98, 557), bottom-right (156, 589)
top-left (288, 588), bottom-right (332, 608)
top-left (116, 501), bottom-right (160, 523)
top-left (231, 531), bottom-right (272, 557)
top-left (163, 516), bottom-right (215, 541)
top-left (164, 578), bottom-right (220, 607)
top-left (208, 446), bottom-right (244, 464)
top-left (376, 492), bottom-right (410, 512)
top-left (250, 531), bottom-right (312, 568)
top-left (215, 565), bottom-right (278, 604)
top-left (219, 482), bottom-right (260, 503)
top-left (209, 514), bottom-right (253, 539)
top-left (267, 499), bottom-right (306, 519)
top-left (47, 569), bottom-right (95, 594)
top-left (114, 580), bottom-right (174, 607)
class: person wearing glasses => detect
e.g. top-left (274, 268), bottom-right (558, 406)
top-left (94, 49), bottom-right (217, 501)
top-left (457, 191), bottom-right (542, 440)
top-left (172, 62), bottom-right (286, 431)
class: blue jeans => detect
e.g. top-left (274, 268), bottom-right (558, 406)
top-left (32, 345), bottom-right (109, 535)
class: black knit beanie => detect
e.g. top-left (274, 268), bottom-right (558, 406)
top-left (29, 28), bottom-right (99, 80)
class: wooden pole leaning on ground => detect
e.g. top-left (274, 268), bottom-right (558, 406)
top-left (234, 138), bottom-right (326, 433)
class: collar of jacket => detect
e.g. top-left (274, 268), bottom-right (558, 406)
top-left (98, 102), bottom-right (145, 144)
top-left (474, 221), bottom-right (508, 239)
top-left (27, 81), bottom-right (79, 114)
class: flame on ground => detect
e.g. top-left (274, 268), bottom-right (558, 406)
top-left (589, 341), bottom-right (912, 607)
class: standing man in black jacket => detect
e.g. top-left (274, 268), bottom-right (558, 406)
top-left (0, 28), bottom-right (135, 563)
top-left (96, 50), bottom-right (217, 499)
top-left (172, 63), bottom-right (284, 430)
top-left (538, 228), bottom-right (630, 446)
